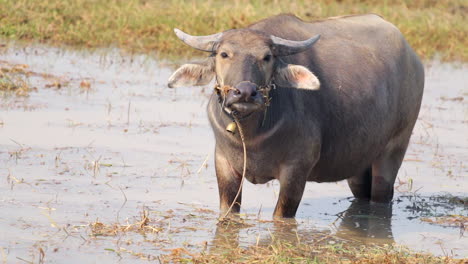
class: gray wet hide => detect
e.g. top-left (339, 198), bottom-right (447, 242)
top-left (168, 14), bottom-right (424, 218)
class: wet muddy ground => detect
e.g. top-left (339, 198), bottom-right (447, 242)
top-left (0, 44), bottom-right (467, 263)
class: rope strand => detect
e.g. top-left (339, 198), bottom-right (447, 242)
top-left (215, 82), bottom-right (273, 221)
top-left (220, 116), bottom-right (247, 220)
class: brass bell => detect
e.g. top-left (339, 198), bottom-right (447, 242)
top-left (226, 122), bottom-right (237, 134)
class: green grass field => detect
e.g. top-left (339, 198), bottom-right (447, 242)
top-left (0, 0), bottom-right (467, 61)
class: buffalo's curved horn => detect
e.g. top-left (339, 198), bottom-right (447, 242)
top-left (271, 34), bottom-right (321, 56)
top-left (174, 28), bottom-right (223, 52)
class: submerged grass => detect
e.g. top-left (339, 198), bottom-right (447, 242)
top-left (0, 0), bottom-right (466, 61)
top-left (421, 215), bottom-right (467, 234)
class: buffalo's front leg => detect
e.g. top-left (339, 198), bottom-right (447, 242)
top-left (273, 165), bottom-right (307, 218)
top-left (215, 147), bottom-right (242, 216)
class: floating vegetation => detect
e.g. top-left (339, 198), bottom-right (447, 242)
top-left (400, 194), bottom-right (468, 218)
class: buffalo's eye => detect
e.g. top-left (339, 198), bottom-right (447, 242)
top-left (263, 54), bottom-right (272, 62)
top-left (220, 52), bottom-right (229, 58)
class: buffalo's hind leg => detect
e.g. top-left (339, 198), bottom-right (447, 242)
top-left (371, 138), bottom-right (410, 203)
top-left (348, 137), bottom-right (410, 203)
top-left (347, 167), bottom-right (372, 200)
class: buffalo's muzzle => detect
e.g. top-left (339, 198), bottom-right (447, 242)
top-left (229, 81), bottom-right (259, 103)
top-left (225, 81), bottom-right (264, 115)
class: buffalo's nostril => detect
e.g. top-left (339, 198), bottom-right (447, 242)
top-left (231, 81), bottom-right (259, 102)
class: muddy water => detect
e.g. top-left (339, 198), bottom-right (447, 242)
top-left (0, 44), bottom-right (466, 263)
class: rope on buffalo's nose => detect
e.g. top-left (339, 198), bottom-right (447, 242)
top-left (214, 84), bottom-right (237, 96)
top-left (220, 116), bottom-right (247, 221)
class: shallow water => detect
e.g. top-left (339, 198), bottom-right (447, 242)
top-left (0, 44), bottom-right (467, 263)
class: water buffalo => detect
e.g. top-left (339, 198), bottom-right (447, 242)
top-left (168, 14), bottom-right (424, 218)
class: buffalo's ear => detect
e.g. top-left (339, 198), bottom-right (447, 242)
top-left (274, 62), bottom-right (320, 90)
top-left (168, 59), bottom-right (215, 88)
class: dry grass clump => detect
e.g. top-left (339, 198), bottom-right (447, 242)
top-left (0, 0), bottom-right (466, 61)
top-left (90, 210), bottom-right (161, 236)
top-left (0, 64), bottom-right (31, 96)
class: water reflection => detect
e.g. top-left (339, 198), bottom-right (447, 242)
top-left (211, 199), bottom-right (394, 252)
top-left (334, 199), bottom-right (394, 244)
